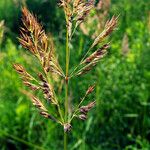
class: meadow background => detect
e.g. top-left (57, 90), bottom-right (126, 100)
top-left (0, 0), bottom-right (150, 149)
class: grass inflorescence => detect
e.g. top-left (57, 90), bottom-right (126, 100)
top-left (13, 1), bottom-right (118, 149)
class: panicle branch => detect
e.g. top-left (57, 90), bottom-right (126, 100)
top-left (76, 43), bottom-right (109, 76)
top-left (91, 16), bottom-right (118, 48)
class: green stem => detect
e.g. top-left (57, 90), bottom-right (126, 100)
top-left (64, 23), bottom-right (70, 150)
top-left (57, 104), bottom-right (64, 124)
top-left (64, 131), bottom-right (67, 150)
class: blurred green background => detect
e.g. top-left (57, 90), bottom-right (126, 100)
top-left (0, 0), bottom-right (150, 149)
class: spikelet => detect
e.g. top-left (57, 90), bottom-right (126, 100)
top-left (86, 85), bottom-right (95, 95)
top-left (23, 81), bottom-right (39, 91)
top-left (59, 0), bottom-right (72, 38)
top-left (91, 16), bottom-right (118, 48)
top-left (78, 101), bottom-right (96, 121)
top-left (38, 73), bottom-right (56, 104)
top-left (77, 43), bottom-right (109, 76)
top-left (30, 95), bottom-right (57, 122)
top-left (73, 0), bottom-right (82, 9)
top-left (80, 0), bottom-right (111, 38)
top-left (13, 64), bottom-right (40, 91)
top-left (13, 64), bottom-right (32, 80)
top-left (78, 114), bottom-right (87, 120)
top-left (74, 0), bottom-right (95, 27)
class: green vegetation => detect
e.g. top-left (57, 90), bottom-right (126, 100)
top-left (0, 0), bottom-right (150, 149)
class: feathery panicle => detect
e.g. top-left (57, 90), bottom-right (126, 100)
top-left (91, 16), bottom-right (118, 48)
top-left (19, 7), bottom-right (48, 55)
top-left (14, 1), bottom-right (118, 138)
top-left (19, 7), bottom-right (64, 77)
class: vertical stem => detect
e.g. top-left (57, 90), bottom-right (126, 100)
top-left (64, 131), bottom-right (67, 150)
top-left (64, 24), bottom-right (70, 150)
top-left (65, 28), bottom-right (70, 77)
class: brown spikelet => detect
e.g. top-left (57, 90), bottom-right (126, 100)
top-left (13, 63), bottom-right (26, 74)
top-left (13, 63), bottom-right (39, 91)
top-left (76, 63), bottom-right (95, 76)
top-left (74, 0), bottom-right (95, 27)
top-left (13, 64), bottom-right (32, 79)
top-left (91, 16), bottom-right (118, 48)
top-left (23, 81), bottom-right (39, 91)
top-left (40, 111), bottom-right (57, 122)
top-left (77, 44), bottom-right (109, 76)
top-left (73, 0), bottom-right (81, 8)
top-left (30, 95), bottom-right (57, 122)
top-left (60, 0), bottom-right (72, 38)
top-left (38, 73), bottom-right (56, 104)
top-left (80, 101), bottom-right (96, 113)
top-left (78, 101), bottom-right (96, 121)
top-left (82, 44), bottom-right (109, 64)
top-left (86, 85), bottom-right (95, 95)
top-left (31, 96), bottom-right (48, 112)
top-left (78, 114), bottom-right (87, 120)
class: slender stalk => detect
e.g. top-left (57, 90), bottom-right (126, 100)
top-left (64, 131), bottom-right (67, 150)
top-left (64, 22), bottom-right (70, 150)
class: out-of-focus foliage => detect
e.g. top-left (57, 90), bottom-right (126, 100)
top-left (0, 0), bottom-right (150, 150)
